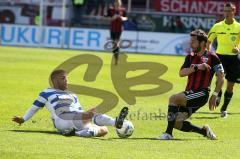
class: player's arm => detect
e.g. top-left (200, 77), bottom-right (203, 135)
top-left (179, 55), bottom-right (211, 77)
top-left (179, 55), bottom-right (193, 77)
top-left (12, 94), bottom-right (46, 125)
top-left (12, 106), bottom-right (41, 125)
top-left (72, 94), bottom-right (83, 110)
top-left (232, 47), bottom-right (240, 54)
top-left (180, 63), bottom-right (211, 77)
top-left (103, 7), bottom-right (119, 21)
top-left (232, 35), bottom-right (240, 54)
top-left (121, 9), bottom-right (128, 21)
top-left (206, 25), bottom-right (217, 51)
top-left (121, 16), bottom-right (128, 21)
top-left (179, 66), bottom-right (195, 77)
top-left (209, 63), bottom-right (225, 111)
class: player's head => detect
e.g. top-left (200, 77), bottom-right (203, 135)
top-left (190, 29), bottom-right (207, 53)
top-left (114, 0), bottom-right (122, 8)
top-left (224, 3), bottom-right (236, 18)
top-left (50, 69), bottom-right (68, 90)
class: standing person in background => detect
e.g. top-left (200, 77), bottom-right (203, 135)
top-left (207, 2), bottom-right (240, 118)
top-left (106, 0), bottom-right (127, 65)
top-left (71, 0), bottom-right (86, 25)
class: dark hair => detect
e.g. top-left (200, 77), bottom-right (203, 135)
top-left (224, 2), bottom-right (236, 11)
top-left (50, 69), bottom-right (66, 82)
top-left (190, 29), bottom-right (208, 43)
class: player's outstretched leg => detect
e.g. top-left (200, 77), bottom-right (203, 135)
top-left (92, 107), bottom-right (129, 129)
top-left (115, 107), bottom-right (129, 129)
top-left (177, 121), bottom-right (217, 140)
top-left (75, 125), bottom-right (108, 137)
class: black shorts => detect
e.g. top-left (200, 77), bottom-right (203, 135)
top-left (182, 89), bottom-right (209, 114)
top-left (217, 54), bottom-right (240, 83)
top-left (110, 32), bottom-right (122, 41)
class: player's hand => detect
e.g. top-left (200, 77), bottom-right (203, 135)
top-left (198, 63), bottom-right (211, 71)
top-left (82, 112), bottom-right (94, 121)
top-left (209, 95), bottom-right (217, 111)
top-left (12, 116), bottom-right (24, 125)
top-left (82, 108), bottom-right (97, 121)
top-left (232, 47), bottom-right (240, 54)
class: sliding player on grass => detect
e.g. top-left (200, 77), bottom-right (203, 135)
top-left (12, 69), bottom-right (128, 137)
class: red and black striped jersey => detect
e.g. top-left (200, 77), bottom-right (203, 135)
top-left (107, 7), bottom-right (127, 32)
top-left (181, 51), bottom-right (221, 91)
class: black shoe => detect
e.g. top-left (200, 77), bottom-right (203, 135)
top-left (115, 107), bottom-right (129, 129)
top-left (60, 128), bottom-right (76, 136)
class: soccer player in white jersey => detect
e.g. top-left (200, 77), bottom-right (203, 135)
top-left (12, 69), bottom-right (129, 137)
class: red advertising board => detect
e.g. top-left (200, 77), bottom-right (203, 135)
top-left (154, 0), bottom-right (240, 15)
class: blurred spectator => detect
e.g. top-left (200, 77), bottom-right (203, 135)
top-left (86, 0), bottom-right (115, 16)
top-left (72, 0), bottom-right (86, 25)
top-left (162, 16), bottom-right (182, 33)
top-left (103, 0), bottom-right (115, 15)
top-left (174, 16), bottom-right (184, 33)
top-left (87, 0), bottom-right (105, 16)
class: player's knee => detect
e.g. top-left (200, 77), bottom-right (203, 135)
top-left (169, 94), bottom-right (177, 104)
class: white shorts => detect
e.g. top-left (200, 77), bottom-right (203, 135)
top-left (52, 110), bottom-right (85, 132)
top-left (53, 115), bottom-right (103, 137)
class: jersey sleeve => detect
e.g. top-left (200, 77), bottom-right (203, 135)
top-left (208, 24), bottom-right (217, 42)
top-left (23, 105), bottom-right (41, 121)
top-left (181, 55), bottom-right (191, 69)
top-left (237, 25), bottom-right (240, 48)
top-left (22, 91), bottom-right (47, 122)
top-left (32, 92), bottom-right (48, 108)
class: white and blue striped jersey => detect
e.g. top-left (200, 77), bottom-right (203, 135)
top-left (23, 88), bottom-right (83, 121)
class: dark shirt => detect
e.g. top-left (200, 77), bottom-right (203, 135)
top-left (181, 51), bottom-right (221, 91)
top-left (107, 7), bottom-right (127, 32)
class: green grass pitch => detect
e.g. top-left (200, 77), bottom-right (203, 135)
top-left (0, 46), bottom-right (240, 159)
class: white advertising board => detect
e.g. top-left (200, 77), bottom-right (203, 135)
top-left (0, 24), bottom-right (191, 55)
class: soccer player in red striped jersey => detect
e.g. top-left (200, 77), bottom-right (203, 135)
top-left (158, 29), bottom-right (225, 140)
top-left (107, 0), bottom-right (127, 65)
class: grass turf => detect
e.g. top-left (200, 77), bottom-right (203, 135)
top-left (0, 46), bottom-right (240, 159)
